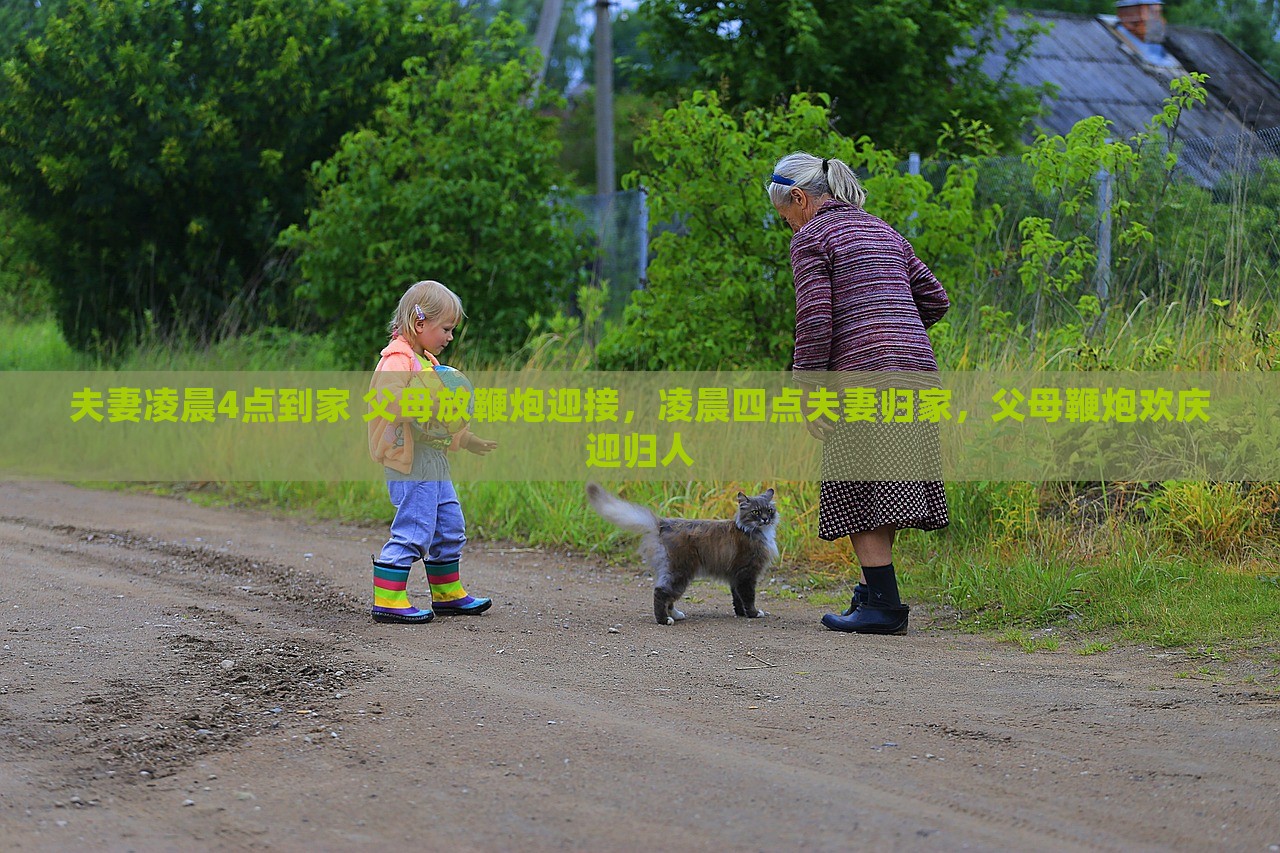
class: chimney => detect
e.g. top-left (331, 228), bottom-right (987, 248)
top-left (1116, 0), bottom-right (1166, 43)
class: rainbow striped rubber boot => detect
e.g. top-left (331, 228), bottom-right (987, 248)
top-left (371, 559), bottom-right (435, 624)
top-left (426, 559), bottom-right (492, 615)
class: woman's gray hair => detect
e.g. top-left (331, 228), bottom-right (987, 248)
top-left (767, 151), bottom-right (866, 210)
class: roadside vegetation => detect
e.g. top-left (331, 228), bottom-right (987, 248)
top-left (2, 1), bottom-right (1278, 658)
top-left (15, 285), bottom-right (1280, 655)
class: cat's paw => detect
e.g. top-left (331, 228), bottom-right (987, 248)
top-left (663, 616), bottom-right (675, 626)
top-left (748, 609), bottom-right (768, 618)
top-left (671, 608), bottom-right (687, 621)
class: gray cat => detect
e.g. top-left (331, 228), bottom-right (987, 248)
top-left (586, 483), bottom-right (778, 625)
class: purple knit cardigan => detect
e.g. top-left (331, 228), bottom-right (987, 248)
top-left (790, 199), bottom-right (949, 376)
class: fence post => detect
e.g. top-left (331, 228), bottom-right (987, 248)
top-left (1095, 161), bottom-right (1112, 305)
top-left (907, 152), bottom-right (921, 235)
top-left (638, 187), bottom-right (648, 288)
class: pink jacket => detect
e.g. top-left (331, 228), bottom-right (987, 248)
top-left (367, 335), bottom-right (469, 474)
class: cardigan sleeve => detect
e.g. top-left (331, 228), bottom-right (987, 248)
top-left (789, 228), bottom-right (834, 378)
top-left (904, 238), bottom-right (950, 329)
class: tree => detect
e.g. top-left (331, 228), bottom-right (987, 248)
top-left (607, 7), bottom-right (697, 93)
top-left (558, 90), bottom-right (665, 190)
top-left (550, 6), bottom-right (679, 191)
top-left (283, 16), bottom-right (589, 366)
top-left (0, 0), bottom-right (464, 350)
top-left (629, 0), bottom-right (1047, 154)
top-left (0, 0), bottom-right (63, 57)
top-left (0, 186), bottom-right (52, 320)
top-left (0, 1), bottom-right (63, 322)
top-left (462, 0), bottom-right (590, 94)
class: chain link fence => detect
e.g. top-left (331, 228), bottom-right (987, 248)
top-left (570, 189), bottom-right (648, 321)
top-left (924, 125), bottom-right (1280, 306)
top-left (576, 125), bottom-right (1280, 318)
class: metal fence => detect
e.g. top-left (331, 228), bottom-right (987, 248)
top-left (575, 124), bottom-right (1280, 317)
top-left (917, 124), bottom-right (1280, 303)
top-left (570, 188), bottom-right (648, 321)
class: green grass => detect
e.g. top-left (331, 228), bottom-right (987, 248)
top-left (90, 480), bottom-right (395, 525)
top-left (933, 294), bottom-right (1280, 372)
top-left (115, 476), bottom-right (1279, 654)
top-left (0, 318), bottom-right (346, 371)
top-left (908, 525), bottom-right (1280, 649)
top-left (998, 629), bottom-right (1062, 653)
top-left (0, 317), bottom-right (86, 370)
top-left (104, 326), bottom-right (347, 371)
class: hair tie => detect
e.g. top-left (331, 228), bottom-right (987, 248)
top-left (822, 158), bottom-right (830, 175)
top-left (769, 172), bottom-right (796, 186)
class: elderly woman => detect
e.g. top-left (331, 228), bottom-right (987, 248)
top-left (768, 151), bottom-right (950, 635)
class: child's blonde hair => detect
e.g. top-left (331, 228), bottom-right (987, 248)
top-left (388, 280), bottom-right (465, 339)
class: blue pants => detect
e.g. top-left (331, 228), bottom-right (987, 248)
top-left (378, 479), bottom-right (467, 568)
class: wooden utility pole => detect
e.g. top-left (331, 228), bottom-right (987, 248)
top-left (531, 0), bottom-right (564, 89)
top-left (594, 0), bottom-right (614, 196)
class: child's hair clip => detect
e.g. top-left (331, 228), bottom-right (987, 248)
top-left (413, 304), bottom-right (426, 322)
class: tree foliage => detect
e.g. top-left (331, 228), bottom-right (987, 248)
top-left (598, 91), bottom-right (997, 370)
top-left (1013, 75), bottom-right (1211, 333)
top-left (284, 16), bottom-right (588, 367)
top-left (0, 186), bottom-right (51, 320)
top-left (0, 0), bottom-right (461, 350)
top-left (0, 1), bottom-right (62, 322)
top-left (462, 0), bottom-right (590, 93)
top-left (0, 0), bottom-right (63, 57)
top-left (628, 0), bottom-right (1048, 154)
top-left (558, 90), bottom-right (666, 190)
top-left (1007, 0), bottom-right (1111, 13)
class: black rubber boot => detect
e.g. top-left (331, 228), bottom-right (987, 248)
top-left (821, 602), bottom-right (910, 635)
top-left (840, 583), bottom-right (869, 617)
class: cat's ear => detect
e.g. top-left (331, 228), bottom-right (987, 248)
top-left (736, 491), bottom-right (748, 502)
top-left (764, 488), bottom-right (775, 500)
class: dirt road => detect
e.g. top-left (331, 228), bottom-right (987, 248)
top-left (1, 482), bottom-right (1277, 851)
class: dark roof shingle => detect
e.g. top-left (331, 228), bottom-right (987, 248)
top-left (985, 10), bottom-right (1278, 139)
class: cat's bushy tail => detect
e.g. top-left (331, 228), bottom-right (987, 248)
top-left (585, 482), bottom-right (658, 534)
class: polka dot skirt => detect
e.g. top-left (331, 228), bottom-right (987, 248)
top-left (818, 421), bottom-right (950, 541)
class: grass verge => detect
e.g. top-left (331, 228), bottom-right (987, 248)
top-left (87, 478), bottom-right (1280, 659)
top-left (17, 313), bottom-right (1280, 658)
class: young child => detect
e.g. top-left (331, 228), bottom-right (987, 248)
top-left (366, 280), bottom-right (498, 624)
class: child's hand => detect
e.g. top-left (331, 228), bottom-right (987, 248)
top-left (465, 433), bottom-right (498, 456)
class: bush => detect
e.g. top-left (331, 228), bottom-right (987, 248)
top-left (0, 0), bottom-right (452, 351)
top-left (285, 16), bottom-right (588, 367)
top-left (0, 192), bottom-right (51, 320)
